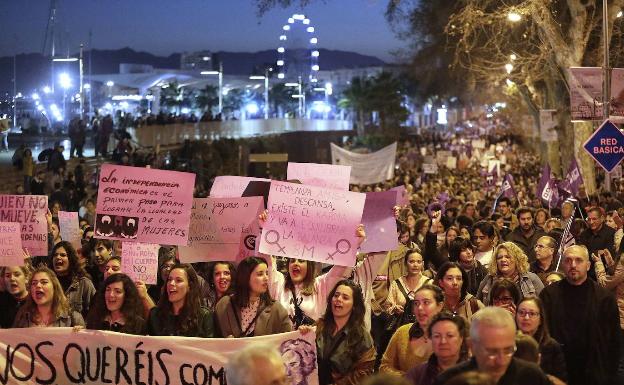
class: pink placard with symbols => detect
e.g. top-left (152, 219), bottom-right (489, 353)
top-left (121, 242), bottom-right (159, 285)
top-left (95, 164), bottom-right (195, 245)
top-left (259, 181), bottom-right (365, 266)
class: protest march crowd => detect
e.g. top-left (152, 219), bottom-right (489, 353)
top-left (1, 115), bottom-right (624, 385)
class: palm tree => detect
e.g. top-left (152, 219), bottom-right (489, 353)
top-left (270, 83), bottom-right (298, 117)
top-left (195, 85), bottom-right (219, 115)
top-left (368, 72), bottom-right (409, 135)
top-left (160, 81), bottom-right (186, 114)
top-left (339, 76), bottom-right (372, 135)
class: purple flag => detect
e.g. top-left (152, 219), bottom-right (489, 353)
top-left (560, 158), bottom-right (584, 196)
top-left (536, 164), bottom-right (559, 208)
top-left (500, 174), bottom-right (517, 199)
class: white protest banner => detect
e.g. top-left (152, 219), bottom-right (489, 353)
top-left (568, 67), bottom-right (603, 121)
top-left (611, 68), bottom-right (624, 123)
top-left (95, 164), bottom-right (195, 246)
top-left (360, 191), bottom-right (399, 253)
top-left (121, 242), bottom-right (159, 284)
top-left (0, 328), bottom-right (319, 385)
top-left (330, 142), bottom-right (397, 185)
top-left (0, 222), bottom-right (23, 266)
top-left (423, 163), bottom-right (438, 174)
top-left (178, 197), bottom-right (264, 263)
top-left (259, 181), bottom-right (365, 266)
top-left (539, 109), bottom-right (559, 142)
top-left (210, 176), bottom-right (270, 198)
top-left (0, 195), bottom-right (47, 256)
top-left (58, 211), bottom-right (81, 251)
top-left (286, 162), bottom-right (351, 190)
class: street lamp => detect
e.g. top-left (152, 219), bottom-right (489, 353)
top-left (53, 44), bottom-right (84, 119)
top-left (249, 68), bottom-right (272, 119)
top-left (201, 63), bottom-right (223, 115)
top-left (285, 77), bottom-right (304, 118)
top-left (58, 72), bottom-right (71, 123)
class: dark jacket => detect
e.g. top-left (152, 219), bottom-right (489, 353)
top-left (147, 306), bottom-right (213, 337)
top-left (539, 336), bottom-right (567, 382)
top-left (461, 260), bottom-right (487, 296)
top-left (405, 354), bottom-right (442, 385)
top-left (505, 226), bottom-right (546, 263)
top-left (214, 295), bottom-right (292, 337)
top-left (540, 278), bottom-right (620, 385)
top-left (577, 224), bottom-right (616, 279)
top-left (433, 357), bottom-right (550, 385)
top-left (65, 275), bottom-right (96, 317)
top-left (0, 292), bottom-right (27, 328)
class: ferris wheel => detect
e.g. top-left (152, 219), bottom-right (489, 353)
top-left (276, 13), bottom-right (320, 83)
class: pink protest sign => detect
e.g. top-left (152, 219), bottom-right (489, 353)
top-left (121, 242), bottom-right (159, 285)
top-left (178, 197), bottom-right (263, 263)
top-left (0, 222), bottom-right (24, 266)
top-left (58, 211), bottom-right (81, 251)
top-left (390, 186), bottom-right (410, 207)
top-left (210, 176), bottom-right (270, 198)
top-left (0, 195), bottom-right (48, 256)
top-left (259, 181), bottom-right (366, 266)
top-left (360, 191), bottom-right (399, 253)
top-left (286, 162), bottom-right (351, 190)
top-left (95, 164), bottom-right (195, 245)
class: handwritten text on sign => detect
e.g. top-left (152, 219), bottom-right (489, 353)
top-left (58, 211), bottom-right (81, 251)
top-left (121, 242), bottom-right (159, 285)
top-left (259, 181), bottom-right (365, 266)
top-left (95, 164), bottom-right (195, 245)
top-left (0, 222), bottom-right (23, 266)
top-left (0, 328), bottom-right (319, 385)
top-left (0, 195), bottom-right (47, 256)
top-left (286, 162), bottom-right (351, 190)
top-left (178, 197), bottom-right (263, 263)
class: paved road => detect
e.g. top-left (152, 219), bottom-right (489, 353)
top-left (0, 133), bottom-right (95, 167)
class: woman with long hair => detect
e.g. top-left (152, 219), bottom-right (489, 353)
top-left (489, 278), bottom-right (522, 317)
top-left (206, 261), bottom-right (235, 311)
top-left (515, 296), bottom-right (567, 382)
top-left (476, 242), bottom-right (544, 305)
top-left (215, 256), bottom-right (291, 337)
top-left (435, 262), bottom-right (484, 321)
top-left (86, 273), bottom-right (146, 334)
top-left (386, 249), bottom-right (432, 321)
top-left (405, 311), bottom-right (470, 385)
top-left (314, 279), bottom-right (376, 385)
top-left (0, 264), bottom-right (33, 328)
top-left (13, 266), bottom-right (85, 327)
top-left (51, 241), bottom-right (96, 317)
top-left (380, 284), bottom-right (445, 375)
top-left (147, 263), bottom-right (213, 337)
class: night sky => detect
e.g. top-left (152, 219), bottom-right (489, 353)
top-left (0, 0), bottom-right (403, 62)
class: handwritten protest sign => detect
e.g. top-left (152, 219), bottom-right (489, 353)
top-left (0, 222), bottom-right (23, 266)
top-left (0, 195), bottom-right (47, 256)
top-left (390, 186), bottom-right (410, 206)
top-left (121, 242), bottom-right (159, 284)
top-left (360, 191), bottom-right (399, 253)
top-left (178, 197), bottom-right (264, 263)
top-left (287, 162), bottom-right (351, 190)
top-left (58, 211), bottom-right (81, 251)
top-left (423, 163), bottom-right (438, 174)
top-left (446, 156), bottom-right (457, 169)
top-left (0, 328), bottom-right (319, 385)
top-left (210, 176), bottom-right (270, 198)
top-left (95, 164), bottom-right (195, 245)
top-left (259, 181), bottom-right (365, 266)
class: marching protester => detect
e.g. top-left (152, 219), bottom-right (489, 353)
top-left (472, 221), bottom-right (499, 267)
top-left (504, 208), bottom-right (546, 263)
top-left (86, 273), bottom-right (146, 334)
top-left (488, 279), bottom-right (521, 317)
top-left (51, 241), bottom-right (96, 317)
top-left (148, 263), bottom-right (214, 337)
top-left (447, 237), bottom-right (487, 296)
top-left (435, 261), bottom-right (484, 321)
top-left (13, 266), bottom-right (85, 327)
top-left (0, 264), bottom-right (33, 328)
top-left (215, 256), bottom-right (292, 337)
top-left (205, 261), bottom-right (236, 311)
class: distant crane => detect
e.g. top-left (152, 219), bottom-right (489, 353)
top-left (42, 0), bottom-right (58, 92)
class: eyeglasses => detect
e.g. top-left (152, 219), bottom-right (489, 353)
top-left (517, 310), bottom-right (540, 319)
top-left (481, 345), bottom-right (517, 361)
top-left (493, 296), bottom-right (514, 304)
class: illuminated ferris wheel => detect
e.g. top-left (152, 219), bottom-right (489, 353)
top-left (276, 13), bottom-right (320, 83)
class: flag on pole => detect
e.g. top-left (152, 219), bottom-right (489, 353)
top-left (536, 164), bottom-right (559, 208)
top-left (555, 207), bottom-right (576, 270)
top-left (560, 158), bottom-right (584, 196)
top-left (500, 174), bottom-right (517, 199)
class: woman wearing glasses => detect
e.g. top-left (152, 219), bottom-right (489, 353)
top-left (515, 296), bottom-right (567, 383)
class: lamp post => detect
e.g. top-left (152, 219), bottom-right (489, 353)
top-left (58, 72), bottom-right (71, 123)
top-left (201, 63), bottom-right (223, 115)
top-left (250, 68), bottom-right (272, 119)
top-left (53, 49), bottom-right (84, 119)
top-left (285, 77), bottom-right (304, 118)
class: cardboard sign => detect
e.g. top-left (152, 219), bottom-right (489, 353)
top-left (0, 328), bottom-right (319, 385)
top-left (569, 67), bottom-right (603, 121)
top-left (446, 156), bottom-right (457, 169)
top-left (360, 191), bottom-right (399, 253)
top-left (210, 176), bottom-right (270, 198)
top-left (95, 164), bottom-right (195, 245)
top-left (178, 197), bottom-right (264, 263)
top-left (287, 162), bottom-right (351, 190)
top-left (423, 163), bottom-right (438, 174)
top-left (121, 242), bottom-right (159, 284)
top-left (0, 195), bottom-right (48, 256)
top-left (0, 222), bottom-right (23, 266)
top-left (390, 186), bottom-right (410, 206)
top-left (259, 181), bottom-right (365, 266)
top-left (58, 211), bottom-right (81, 251)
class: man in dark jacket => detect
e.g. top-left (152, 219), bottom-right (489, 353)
top-left (434, 307), bottom-right (550, 385)
top-left (540, 245), bottom-right (620, 385)
top-left (505, 207), bottom-right (545, 263)
top-left (577, 206), bottom-right (616, 279)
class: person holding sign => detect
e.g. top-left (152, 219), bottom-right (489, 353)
top-left (147, 263), bottom-right (213, 337)
top-left (301, 279), bottom-right (375, 385)
top-left (13, 266), bottom-right (85, 327)
top-left (52, 241), bottom-right (96, 317)
top-left (215, 256), bottom-right (292, 337)
top-left (0, 264), bottom-right (32, 328)
top-left (86, 273), bottom-right (146, 334)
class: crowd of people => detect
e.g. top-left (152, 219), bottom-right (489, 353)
top-left (2, 115), bottom-right (624, 385)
